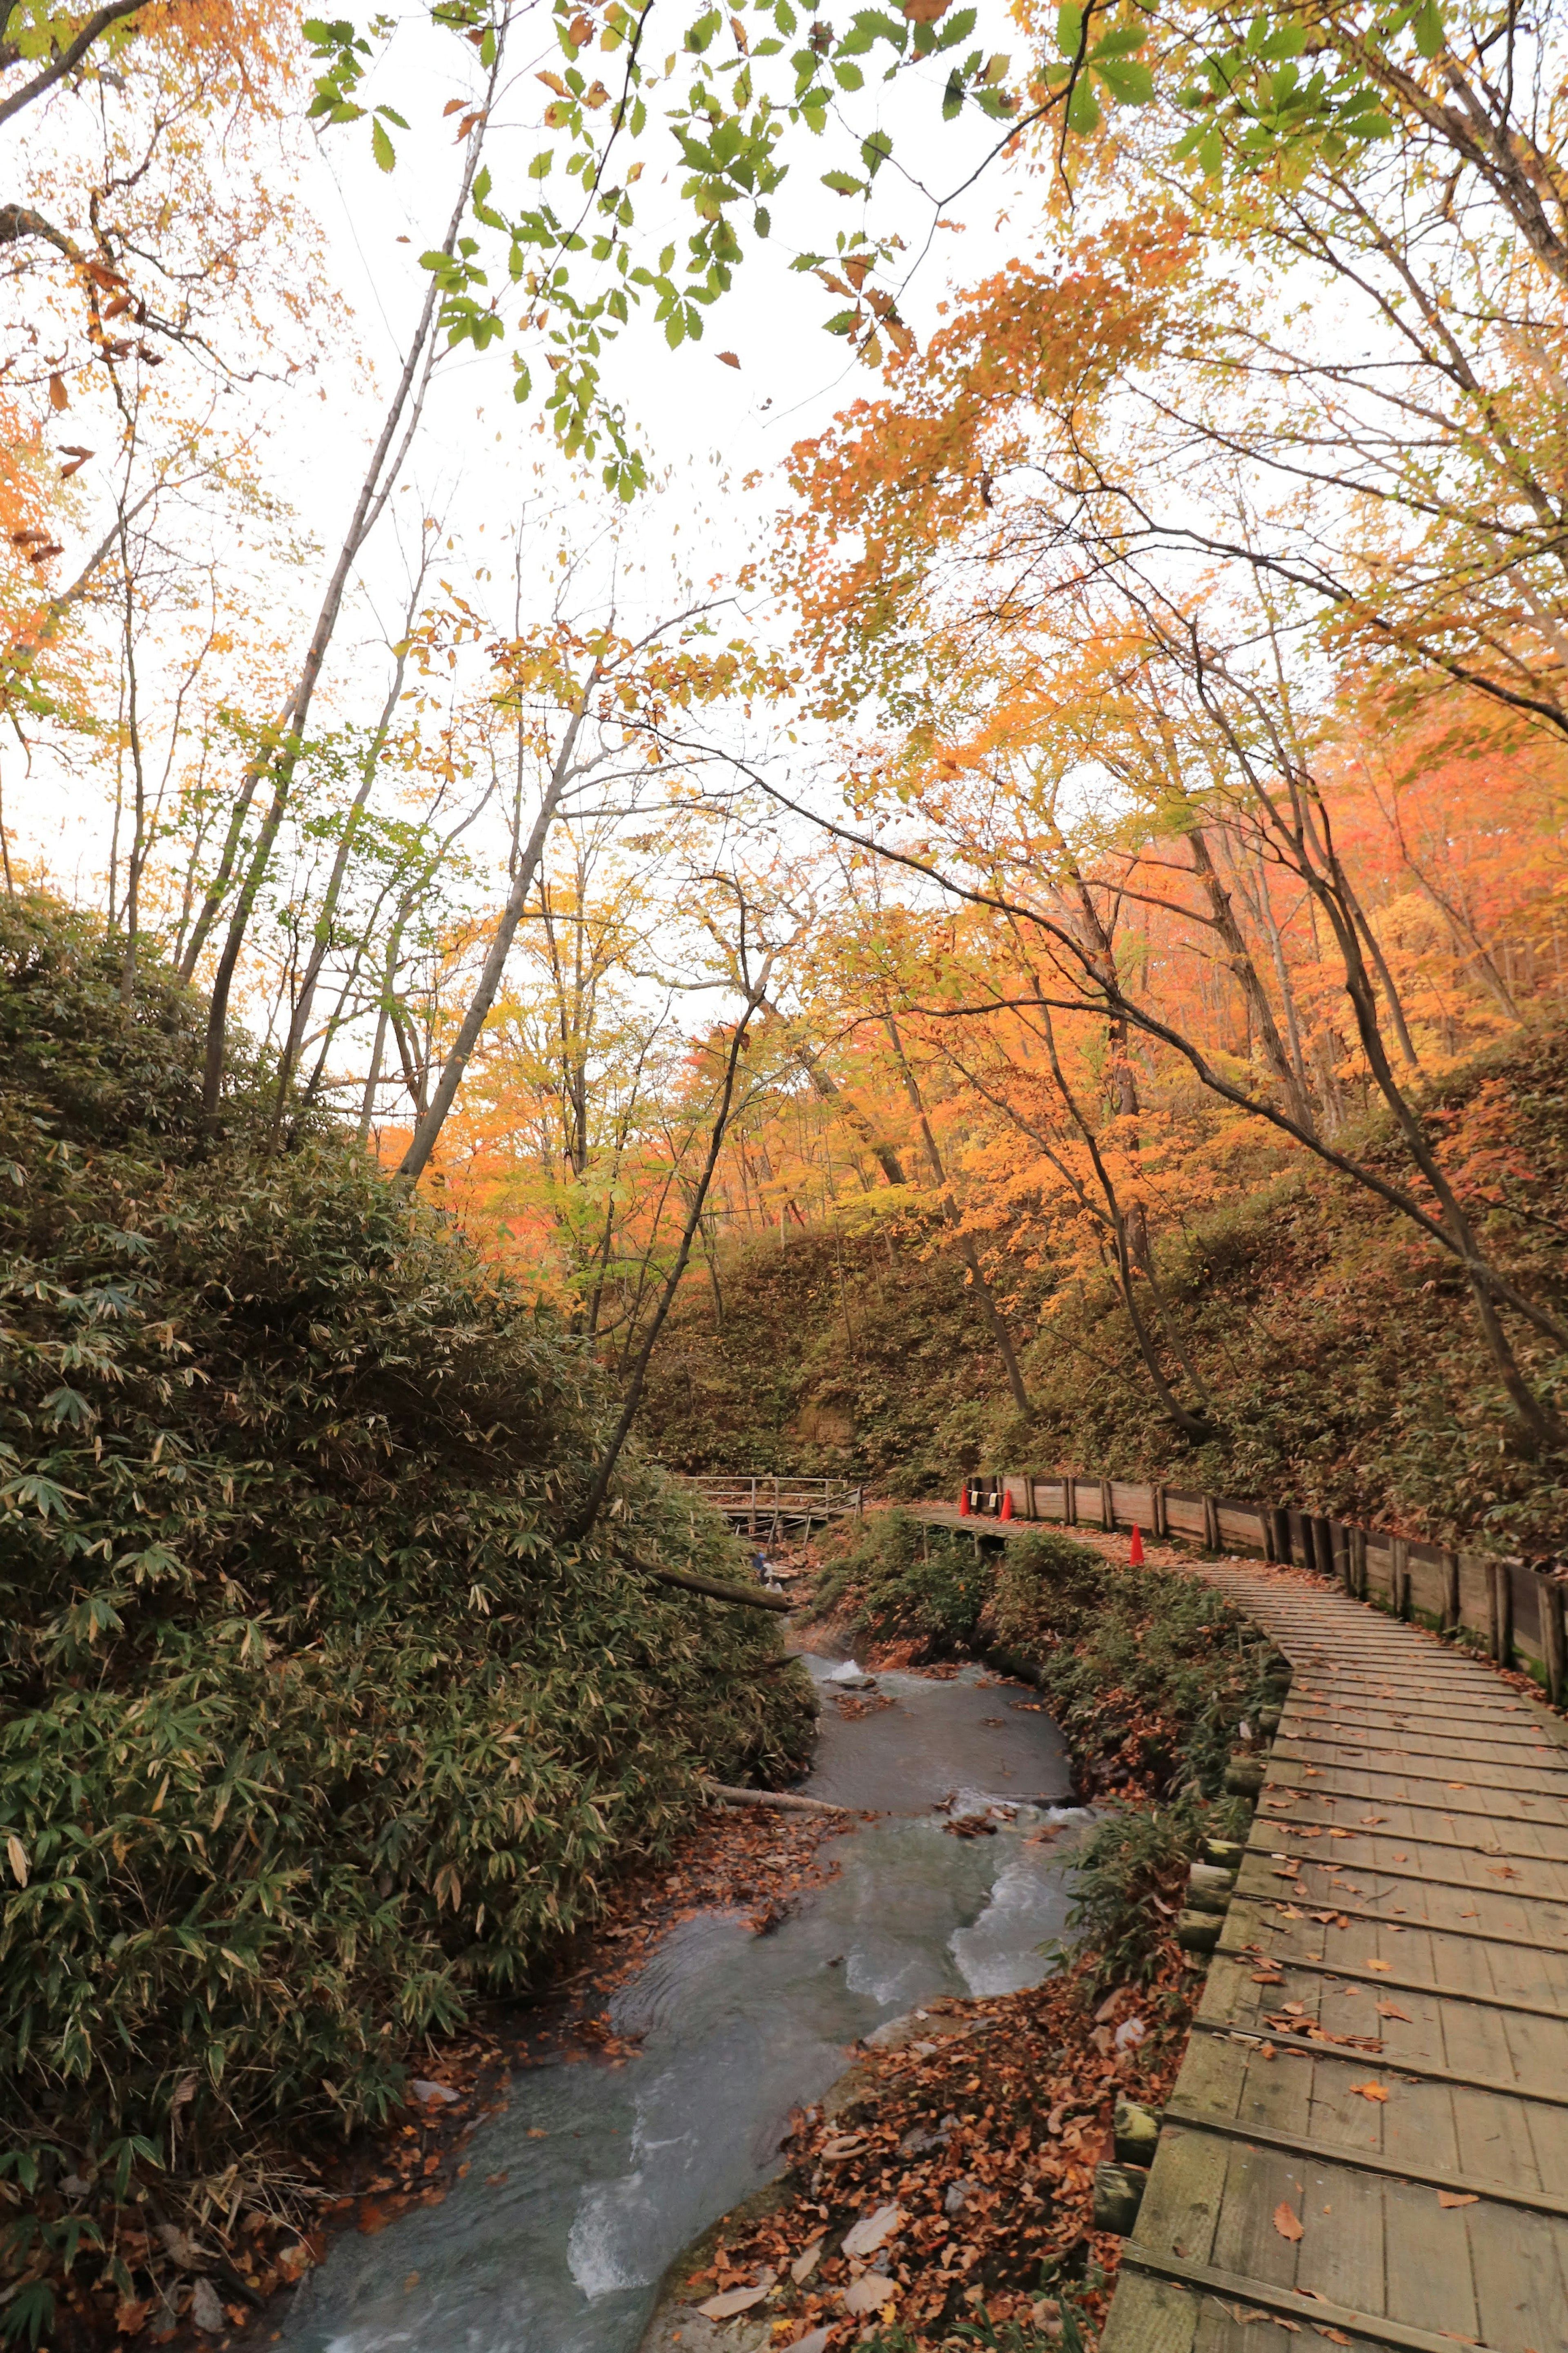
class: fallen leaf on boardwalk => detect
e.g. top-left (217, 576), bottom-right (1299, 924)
top-left (1375, 2003), bottom-right (1412, 2021)
top-left (1446, 1783), bottom-right (1469, 1791)
top-left (790, 2235), bottom-right (825, 2283)
top-left (1359, 1815), bottom-right (1386, 1826)
top-left (1487, 1864), bottom-right (1520, 1879)
top-left (1437, 2191), bottom-right (1479, 2208)
top-left (842, 2271), bottom-right (896, 2314)
top-left (697, 2276), bottom-right (773, 2318)
top-left (1273, 2201), bottom-right (1305, 2242)
top-left (1318, 2331), bottom-right (1352, 2345)
top-left (1363, 1958), bottom-right (1393, 1972)
top-left (1349, 2082), bottom-right (1389, 2101)
top-left (1328, 1829), bottom-right (1351, 1838)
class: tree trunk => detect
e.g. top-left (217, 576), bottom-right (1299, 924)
top-left (881, 1013), bottom-right (1031, 1416)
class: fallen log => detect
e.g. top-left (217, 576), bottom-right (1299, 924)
top-left (643, 1561), bottom-right (793, 1613)
top-left (701, 1779), bottom-right (850, 1816)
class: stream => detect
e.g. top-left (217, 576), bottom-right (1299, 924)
top-left (275, 1654), bottom-right (1087, 2353)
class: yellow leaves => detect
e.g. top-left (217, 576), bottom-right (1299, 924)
top-left (534, 73), bottom-right (569, 98)
top-left (545, 101), bottom-right (572, 128)
top-left (47, 372), bottom-right (69, 411)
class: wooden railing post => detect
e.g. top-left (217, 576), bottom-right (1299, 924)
top-left (1441, 1547), bottom-right (1461, 1634)
top-left (1391, 1535), bottom-right (1410, 1620)
top-left (1487, 1558), bottom-right (1514, 1665)
top-left (1536, 1570), bottom-right (1566, 1706)
top-left (1202, 1493), bottom-right (1220, 1550)
top-left (1153, 1483), bottom-right (1168, 1540)
top-left (1063, 1474), bottom-right (1078, 1528)
top-left (1101, 1476), bottom-right (1116, 1531)
top-left (1350, 1525), bottom-right (1368, 1600)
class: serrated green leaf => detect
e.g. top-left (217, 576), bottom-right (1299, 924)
top-left (1095, 57), bottom-right (1152, 103)
top-left (1066, 76), bottom-right (1100, 132)
top-left (1055, 2), bottom-right (1083, 57)
top-left (370, 116), bottom-right (395, 172)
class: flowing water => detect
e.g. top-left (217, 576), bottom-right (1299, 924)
top-left (276, 1656), bottom-right (1086, 2353)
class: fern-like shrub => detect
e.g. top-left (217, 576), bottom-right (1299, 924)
top-left (0, 894), bottom-right (813, 2199)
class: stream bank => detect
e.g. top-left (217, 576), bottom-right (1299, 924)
top-left (268, 1654), bottom-right (1087, 2353)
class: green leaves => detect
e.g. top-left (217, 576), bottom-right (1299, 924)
top-left (1172, 3), bottom-right (1408, 182)
top-left (1039, 3), bottom-right (1152, 127)
top-left (371, 114), bottom-right (396, 171)
top-left (1411, 0), bottom-right (1446, 58)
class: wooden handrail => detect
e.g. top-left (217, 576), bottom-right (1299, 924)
top-left (951, 1471), bottom-right (1566, 1704)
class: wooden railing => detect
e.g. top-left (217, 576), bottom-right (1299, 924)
top-left (683, 1474), bottom-right (865, 1535)
top-left (960, 1471), bottom-right (1568, 1704)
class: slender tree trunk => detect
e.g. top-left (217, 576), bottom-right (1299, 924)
top-left (568, 971), bottom-right (771, 1541)
top-left (1187, 823), bottom-right (1318, 1132)
top-left (269, 583), bottom-right (425, 1140)
top-left (396, 673), bottom-right (597, 1189)
top-left (760, 996), bottom-right (907, 1185)
top-left (196, 83), bottom-right (500, 1114)
top-left (882, 1013), bottom-right (1031, 1416)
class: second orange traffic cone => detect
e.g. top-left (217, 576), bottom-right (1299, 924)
top-left (1000, 1489), bottom-right (1014, 1522)
top-left (958, 1485), bottom-right (970, 1517)
top-left (1128, 1524), bottom-right (1145, 1567)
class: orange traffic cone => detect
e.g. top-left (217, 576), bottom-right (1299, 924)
top-left (958, 1485), bottom-right (970, 1517)
top-left (1128, 1524), bottom-right (1145, 1567)
top-left (1000, 1489), bottom-right (1014, 1522)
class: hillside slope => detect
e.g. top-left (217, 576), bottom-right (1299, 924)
top-left (639, 1024), bottom-right (1568, 1551)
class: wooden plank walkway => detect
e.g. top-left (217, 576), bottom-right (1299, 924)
top-left (1102, 1559), bottom-right (1568, 2353)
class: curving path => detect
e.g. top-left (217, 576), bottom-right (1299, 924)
top-left (1103, 1559), bottom-right (1568, 2353)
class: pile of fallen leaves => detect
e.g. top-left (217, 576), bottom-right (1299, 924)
top-left (677, 1931), bottom-right (1199, 2349)
top-left (535, 1798), bottom-right (856, 2025)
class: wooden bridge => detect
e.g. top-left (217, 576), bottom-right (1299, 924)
top-left (915, 1506), bottom-right (1568, 2347)
top-left (1104, 1559), bottom-right (1568, 2352)
top-left (681, 1474), bottom-right (864, 1540)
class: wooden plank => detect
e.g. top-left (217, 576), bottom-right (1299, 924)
top-left (1104, 1549), bottom-right (1568, 2353)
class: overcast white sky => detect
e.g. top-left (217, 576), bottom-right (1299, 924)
top-left (11, 1), bottom-right (1042, 911)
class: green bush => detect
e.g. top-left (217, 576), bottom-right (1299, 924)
top-left (0, 894), bottom-right (813, 2202)
top-left (811, 1510), bottom-right (999, 1649)
top-left (991, 1535), bottom-right (1270, 1801)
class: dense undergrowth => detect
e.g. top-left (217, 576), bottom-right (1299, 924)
top-left (811, 1514), bottom-right (1267, 1987)
top-left (0, 895), bottom-right (813, 2341)
top-left (642, 1022), bottom-right (1568, 1552)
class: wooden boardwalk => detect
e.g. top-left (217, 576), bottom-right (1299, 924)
top-left (1104, 1559), bottom-right (1568, 2353)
